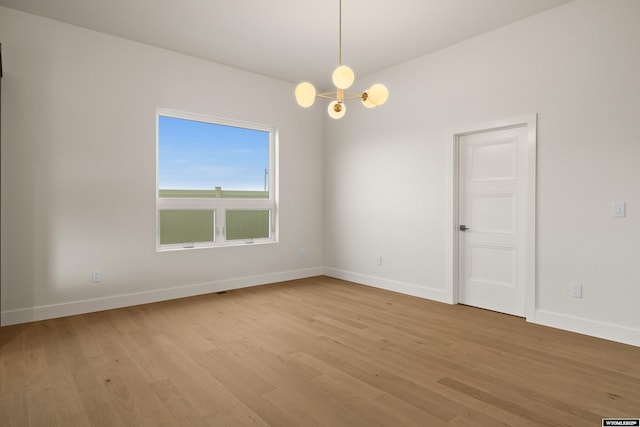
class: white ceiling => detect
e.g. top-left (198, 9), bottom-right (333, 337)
top-left (0, 0), bottom-right (573, 88)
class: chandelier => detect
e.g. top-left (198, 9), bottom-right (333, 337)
top-left (294, 0), bottom-right (389, 119)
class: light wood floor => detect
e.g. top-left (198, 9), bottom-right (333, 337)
top-left (1, 276), bottom-right (639, 426)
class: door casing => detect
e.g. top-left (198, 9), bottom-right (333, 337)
top-left (445, 115), bottom-right (537, 322)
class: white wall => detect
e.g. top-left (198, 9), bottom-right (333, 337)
top-left (324, 0), bottom-right (640, 346)
top-left (0, 7), bottom-right (325, 324)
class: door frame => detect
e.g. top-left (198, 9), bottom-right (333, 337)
top-left (445, 114), bottom-right (537, 322)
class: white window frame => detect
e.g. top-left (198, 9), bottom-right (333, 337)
top-left (156, 108), bottom-right (278, 251)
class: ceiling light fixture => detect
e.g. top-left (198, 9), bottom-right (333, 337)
top-left (294, 0), bottom-right (389, 119)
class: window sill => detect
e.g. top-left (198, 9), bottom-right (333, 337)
top-left (157, 239), bottom-right (278, 252)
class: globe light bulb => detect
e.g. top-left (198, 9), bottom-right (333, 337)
top-left (366, 83), bottom-right (389, 106)
top-left (295, 82), bottom-right (316, 108)
top-left (332, 65), bottom-right (355, 90)
top-left (328, 100), bottom-right (346, 119)
top-left (361, 93), bottom-right (376, 109)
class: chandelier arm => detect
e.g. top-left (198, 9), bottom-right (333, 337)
top-left (343, 90), bottom-right (363, 98)
top-left (317, 91), bottom-right (339, 99)
top-left (316, 91), bottom-right (364, 102)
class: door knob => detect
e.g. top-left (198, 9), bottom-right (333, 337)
top-left (459, 225), bottom-right (470, 231)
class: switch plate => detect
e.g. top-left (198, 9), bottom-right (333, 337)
top-left (376, 255), bottom-right (382, 265)
top-left (92, 270), bottom-right (103, 283)
top-left (613, 201), bottom-right (626, 218)
top-left (569, 282), bottom-right (582, 298)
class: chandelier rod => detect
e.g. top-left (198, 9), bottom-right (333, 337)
top-left (339, 0), bottom-right (343, 66)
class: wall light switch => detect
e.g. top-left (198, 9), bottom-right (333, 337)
top-left (613, 201), bottom-right (626, 218)
top-left (569, 282), bottom-right (582, 298)
top-left (92, 269), bottom-right (103, 283)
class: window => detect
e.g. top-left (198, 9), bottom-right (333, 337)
top-left (157, 109), bottom-right (277, 250)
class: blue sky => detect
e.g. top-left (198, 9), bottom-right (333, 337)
top-left (158, 116), bottom-right (270, 191)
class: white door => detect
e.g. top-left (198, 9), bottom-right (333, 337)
top-left (458, 125), bottom-right (529, 317)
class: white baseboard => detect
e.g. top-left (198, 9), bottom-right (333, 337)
top-left (534, 309), bottom-right (640, 347)
top-left (4, 267), bottom-right (638, 348)
top-left (323, 268), bottom-right (639, 348)
top-left (323, 267), bottom-right (450, 304)
top-left (0, 267), bottom-right (323, 326)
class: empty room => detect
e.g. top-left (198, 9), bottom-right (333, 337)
top-left (1, 0), bottom-right (639, 425)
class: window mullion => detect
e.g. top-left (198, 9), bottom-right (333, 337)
top-left (216, 208), bottom-right (225, 245)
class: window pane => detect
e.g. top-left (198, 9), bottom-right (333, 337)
top-left (159, 210), bottom-right (214, 244)
top-left (226, 210), bottom-right (270, 241)
top-left (158, 116), bottom-right (269, 198)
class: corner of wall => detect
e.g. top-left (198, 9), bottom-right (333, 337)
top-left (323, 267), bottom-right (450, 304)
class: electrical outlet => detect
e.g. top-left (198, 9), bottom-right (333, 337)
top-left (299, 249), bottom-right (307, 258)
top-left (569, 282), bottom-right (582, 298)
top-left (612, 201), bottom-right (626, 217)
top-left (92, 270), bottom-right (103, 283)
top-left (376, 255), bottom-right (382, 266)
